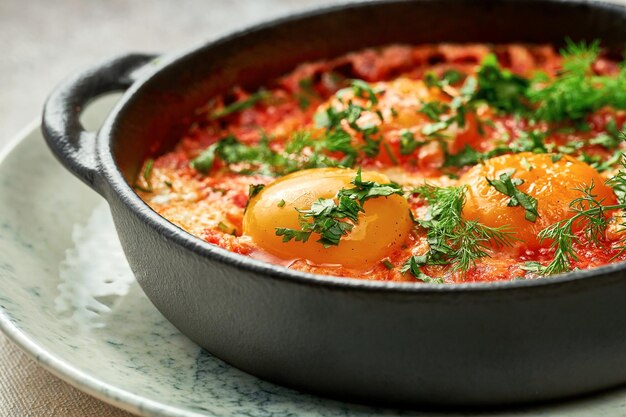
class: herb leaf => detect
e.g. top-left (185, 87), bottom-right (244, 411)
top-left (413, 184), bottom-right (517, 273)
top-left (419, 101), bottom-right (450, 122)
top-left (140, 158), bottom-right (154, 192)
top-left (275, 169), bottom-right (403, 248)
top-left (473, 54), bottom-right (530, 114)
top-left (529, 39), bottom-right (607, 122)
top-left (351, 79), bottom-right (380, 105)
top-left (399, 130), bottom-right (425, 155)
top-left (211, 89), bottom-right (270, 119)
top-left (400, 255), bottom-right (443, 283)
top-left (191, 129), bottom-right (360, 176)
top-left (244, 183), bottom-right (265, 213)
top-left (535, 180), bottom-right (623, 275)
top-left (486, 169), bottom-right (539, 222)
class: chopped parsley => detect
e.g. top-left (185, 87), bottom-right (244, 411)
top-left (211, 89), bottom-right (270, 119)
top-left (511, 130), bottom-right (550, 154)
top-left (275, 169), bottom-right (403, 247)
top-left (361, 135), bottom-right (381, 157)
top-left (472, 54), bottom-right (530, 114)
top-left (399, 130), bottom-right (425, 155)
top-left (295, 78), bottom-right (318, 110)
top-left (382, 259), bottom-right (395, 270)
top-left (142, 158), bottom-right (154, 191)
top-left (351, 79), bottom-right (380, 105)
top-left (217, 221), bottom-right (237, 235)
top-left (244, 183), bottom-right (265, 213)
top-left (421, 121), bottom-right (448, 137)
top-left (443, 145), bottom-right (486, 168)
top-left (190, 134), bottom-right (281, 175)
top-left (419, 101), bottom-right (450, 121)
top-left (248, 183), bottom-right (265, 199)
top-left (424, 69), bottom-right (464, 88)
top-left (486, 169), bottom-right (539, 222)
top-left (190, 130), bottom-right (358, 176)
top-left (589, 119), bottom-right (624, 150)
top-left (400, 255), bottom-right (444, 283)
top-left (551, 154), bottom-right (563, 163)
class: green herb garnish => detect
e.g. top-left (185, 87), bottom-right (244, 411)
top-left (295, 78), bottom-right (318, 110)
top-left (444, 145), bottom-right (485, 168)
top-left (531, 155), bottom-right (626, 275)
top-left (351, 79), bottom-right (380, 105)
top-left (399, 130), bottom-right (425, 155)
top-left (211, 89), bottom-right (270, 119)
top-left (534, 181), bottom-right (612, 274)
top-left (382, 141), bottom-right (399, 165)
top-left (400, 255), bottom-right (444, 283)
top-left (382, 259), bottom-right (395, 270)
top-left (486, 169), bottom-right (539, 222)
top-left (275, 168), bottom-right (403, 247)
top-left (190, 129), bottom-right (359, 176)
top-left (419, 101), bottom-right (450, 122)
top-left (217, 221), bottom-right (236, 235)
top-left (413, 184), bottom-right (517, 273)
top-left (141, 158), bottom-right (154, 191)
top-left (512, 130), bottom-right (550, 154)
top-left (244, 183), bottom-right (265, 213)
top-left (589, 119), bottom-right (624, 150)
top-left (472, 54), bottom-right (530, 114)
top-left (529, 40), bottom-right (602, 122)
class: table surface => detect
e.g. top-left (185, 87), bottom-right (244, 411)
top-left (0, 1), bottom-right (325, 415)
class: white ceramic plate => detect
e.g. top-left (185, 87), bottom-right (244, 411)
top-left (2, 96), bottom-right (626, 417)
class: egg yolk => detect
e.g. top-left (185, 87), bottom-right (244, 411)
top-left (242, 168), bottom-right (413, 268)
top-left (458, 152), bottom-right (617, 249)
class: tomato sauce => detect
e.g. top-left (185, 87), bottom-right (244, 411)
top-left (136, 43), bottom-right (626, 283)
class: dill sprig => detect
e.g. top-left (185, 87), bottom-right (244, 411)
top-left (528, 138), bottom-right (626, 275)
top-left (412, 184), bottom-right (517, 274)
top-left (532, 181), bottom-right (623, 275)
top-left (528, 39), bottom-right (626, 122)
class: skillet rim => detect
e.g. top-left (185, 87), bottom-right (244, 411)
top-left (97, 0), bottom-right (626, 295)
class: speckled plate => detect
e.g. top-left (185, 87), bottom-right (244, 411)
top-left (2, 96), bottom-right (626, 417)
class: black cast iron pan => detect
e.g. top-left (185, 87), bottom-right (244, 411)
top-left (41, 0), bottom-right (626, 407)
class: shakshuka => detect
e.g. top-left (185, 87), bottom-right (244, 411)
top-left (134, 41), bottom-right (626, 283)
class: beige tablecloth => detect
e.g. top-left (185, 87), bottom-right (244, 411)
top-left (0, 334), bottom-right (134, 416)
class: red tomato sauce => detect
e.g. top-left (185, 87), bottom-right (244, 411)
top-left (136, 43), bottom-right (626, 283)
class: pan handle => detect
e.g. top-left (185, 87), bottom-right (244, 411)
top-left (42, 53), bottom-right (157, 196)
